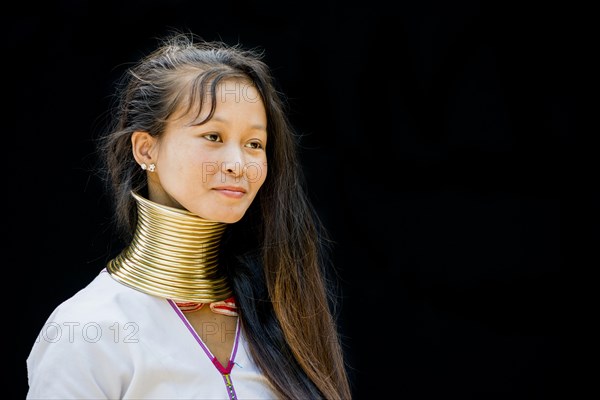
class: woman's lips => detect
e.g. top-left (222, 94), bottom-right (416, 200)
top-left (213, 186), bottom-right (246, 198)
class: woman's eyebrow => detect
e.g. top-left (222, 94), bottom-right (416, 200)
top-left (205, 116), bottom-right (267, 131)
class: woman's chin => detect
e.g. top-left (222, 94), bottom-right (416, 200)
top-left (217, 215), bottom-right (244, 224)
top-left (194, 210), bottom-right (246, 224)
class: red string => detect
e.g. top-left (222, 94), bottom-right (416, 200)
top-left (175, 296), bottom-right (237, 316)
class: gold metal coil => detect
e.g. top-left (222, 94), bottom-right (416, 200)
top-left (107, 191), bottom-right (232, 303)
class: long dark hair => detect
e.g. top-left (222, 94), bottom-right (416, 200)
top-left (97, 32), bottom-right (351, 400)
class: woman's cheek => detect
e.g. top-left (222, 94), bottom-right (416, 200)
top-left (243, 159), bottom-right (264, 183)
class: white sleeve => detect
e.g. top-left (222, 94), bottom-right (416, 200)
top-left (26, 307), bottom-right (132, 400)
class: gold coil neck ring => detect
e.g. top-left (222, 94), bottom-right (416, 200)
top-left (107, 191), bottom-right (232, 303)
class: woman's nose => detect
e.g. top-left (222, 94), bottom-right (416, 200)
top-left (221, 147), bottom-right (244, 178)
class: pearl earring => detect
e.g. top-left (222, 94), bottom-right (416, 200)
top-left (141, 163), bottom-right (156, 172)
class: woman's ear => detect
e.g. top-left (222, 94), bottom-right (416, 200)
top-left (131, 131), bottom-right (158, 166)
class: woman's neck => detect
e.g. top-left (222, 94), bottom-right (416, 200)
top-left (107, 191), bottom-right (232, 303)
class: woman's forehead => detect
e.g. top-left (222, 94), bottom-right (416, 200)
top-left (168, 91), bottom-right (266, 130)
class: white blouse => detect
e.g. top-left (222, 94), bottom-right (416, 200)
top-left (26, 269), bottom-right (278, 399)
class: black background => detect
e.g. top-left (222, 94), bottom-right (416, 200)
top-left (9, 1), bottom-right (569, 399)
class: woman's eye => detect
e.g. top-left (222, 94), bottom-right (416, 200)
top-left (245, 141), bottom-right (263, 149)
top-left (203, 134), bottom-right (221, 142)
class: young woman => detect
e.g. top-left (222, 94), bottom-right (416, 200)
top-left (26, 32), bottom-right (352, 399)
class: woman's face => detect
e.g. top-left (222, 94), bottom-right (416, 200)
top-left (146, 79), bottom-right (268, 223)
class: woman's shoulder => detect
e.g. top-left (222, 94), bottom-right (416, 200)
top-left (28, 268), bottom-right (164, 352)
top-left (26, 268), bottom-right (176, 398)
top-left (26, 269), bottom-right (150, 399)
